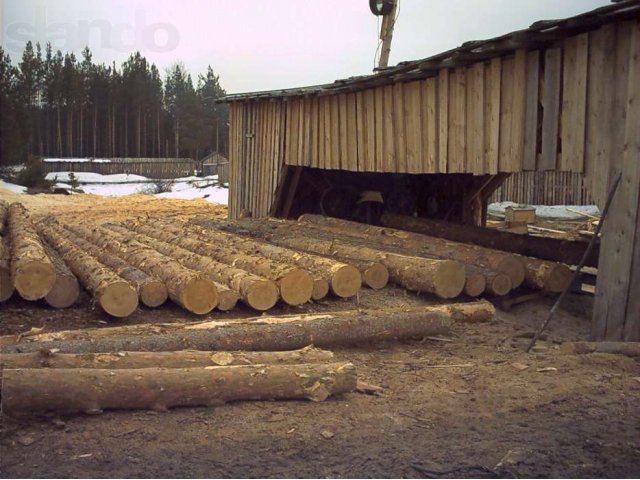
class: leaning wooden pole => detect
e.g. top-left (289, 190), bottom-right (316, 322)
top-left (7, 203), bottom-right (56, 300)
top-left (57, 229), bottom-right (168, 308)
top-left (108, 223), bottom-right (314, 306)
top-left (65, 223), bottom-right (218, 315)
top-left (0, 363), bottom-right (357, 415)
top-left (0, 346), bottom-right (335, 369)
top-left (97, 225), bottom-right (278, 311)
top-left (132, 218), bottom-right (363, 299)
top-left (0, 302), bottom-right (494, 354)
top-left (38, 223), bottom-right (139, 318)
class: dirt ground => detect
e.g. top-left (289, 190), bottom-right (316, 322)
top-left (0, 192), bottom-right (639, 478)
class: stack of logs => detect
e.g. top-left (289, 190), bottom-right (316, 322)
top-left (0, 200), bottom-right (572, 319)
top-left (0, 302), bottom-right (496, 415)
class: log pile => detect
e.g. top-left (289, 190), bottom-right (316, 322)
top-left (202, 215), bottom-right (573, 296)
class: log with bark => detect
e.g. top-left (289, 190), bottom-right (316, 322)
top-left (113, 222), bottom-right (315, 306)
top-left (0, 362), bottom-right (357, 415)
top-left (55, 230), bottom-right (168, 308)
top-left (295, 214), bottom-right (526, 289)
top-left (93, 225), bottom-right (278, 311)
top-left (42, 241), bottom-right (80, 308)
top-left (129, 218), bottom-right (362, 299)
top-left (0, 199), bottom-right (7, 235)
top-left (0, 301), bottom-right (494, 354)
top-left (38, 223), bottom-right (139, 318)
top-left (380, 213), bottom-right (598, 268)
top-left (0, 346), bottom-right (335, 369)
top-left (7, 203), bottom-right (56, 300)
top-left (65, 223), bottom-right (218, 314)
top-left (204, 219), bottom-right (465, 299)
top-left (0, 235), bottom-right (14, 302)
top-left (559, 341), bottom-right (640, 357)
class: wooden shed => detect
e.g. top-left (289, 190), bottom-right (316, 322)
top-left (222, 1), bottom-right (640, 341)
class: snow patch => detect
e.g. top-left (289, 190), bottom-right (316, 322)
top-left (488, 201), bottom-right (600, 221)
top-left (0, 179), bottom-right (27, 193)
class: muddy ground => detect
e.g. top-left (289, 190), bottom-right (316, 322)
top-left (1, 286), bottom-right (639, 479)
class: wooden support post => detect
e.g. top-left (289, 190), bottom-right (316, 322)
top-left (592, 21), bottom-right (640, 342)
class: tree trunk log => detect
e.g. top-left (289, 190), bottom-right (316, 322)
top-left (463, 269), bottom-right (487, 297)
top-left (65, 223), bottom-right (217, 314)
top-left (0, 302), bottom-right (497, 353)
top-left (559, 341), bottom-right (640, 357)
top-left (42, 241), bottom-right (80, 309)
top-left (205, 219), bottom-right (465, 299)
top-left (38, 223), bottom-right (138, 318)
top-left (133, 218), bottom-right (362, 299)
top-left (0, 199), bottom-right (7, 236)
top-left (212, 282), bottom-right (240, 311)
top-left (348, 260), bottom-right (389, 290)
top-left (94, 225), bottom-right (277, 311)
top-left (0, 346), bottom-right (335, 369)
top-left (112, 222), bottom-right (314, 306)
top-left (7, 203), bottom-right (56, 300)
top-left (295, 214), bottom-right (526, 289)
top-left (377, 214), bottom-right (573, 292)
top-left (381, 212), bottom-right (598, 268)
top-left (56, 229), bottom-right (167, 308)
top-left (0, 235), bottom-right (14, 302)
top-left (0, 362), bottom-right (357, 415)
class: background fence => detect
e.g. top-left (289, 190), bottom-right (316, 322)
top-left (42, 158), bottom-right (197, 179)
top-left (489, 171), bottom-right (594, 205)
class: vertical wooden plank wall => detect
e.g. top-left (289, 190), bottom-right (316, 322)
top-left (227, 22), bottom-right (639, 222)
top-left (593, 19), bottom-right (640, 342)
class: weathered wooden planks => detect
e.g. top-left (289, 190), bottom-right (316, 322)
top-left (540, 48), bottom-right (562, 171)
top-left (523, 51), bottom-right (540, 171)
top-left (560, 33), bottom-right (589, 172)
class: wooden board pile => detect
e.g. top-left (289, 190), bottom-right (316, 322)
top-left (0, 303), bottom-right (496, 415)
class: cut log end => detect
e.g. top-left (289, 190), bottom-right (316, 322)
top-left (13, 261), bottom-right (56, 301)
top-left (330, 265), bottom-right (362, 298)
top-left (433, 261), bottom-right (466, 299)
top-left (311, 278), bottom-right (330, 300)
top-left (45, 275), bottom-right (80, 309)
top-left (0, 266), bottom-right (14, 302)
top-left (180, 278), bottom-right (218, 315)
top-left (278, 268), bottom-right (314, 306)
top-left (545, 264), bottom-right (572, 293)
top-left (496, 257), bottom-right (526, 288)
top-left (486, 273), bottom-right (512, 297)
top-left (245, 280), bottom-right (279, 311)
top-left (139, 280), bottom-right (169, 308)
top-left (216, 289), bottom-right (240, 311)
top-left (99, 281), bottom-right (139, 318)
top-left (463, 272), bottom-right (486, 297)
top-left (362, 263), bottom-right (389, 290)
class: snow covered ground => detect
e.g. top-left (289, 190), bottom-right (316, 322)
top-left (488, 201), bottom-right (600, 221)
top-left (1, 172), bottom-right (229, 205)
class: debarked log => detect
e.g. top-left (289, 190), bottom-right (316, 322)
top-left (0, 362), bottom-right (357, 415)
top-left (0, 346), bottom-right (335, 369)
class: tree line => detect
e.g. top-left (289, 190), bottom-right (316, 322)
top-left (0, 42), bottom-right (229, 166)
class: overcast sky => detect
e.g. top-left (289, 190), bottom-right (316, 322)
top-left (1, 0), bottom-right (609, 93)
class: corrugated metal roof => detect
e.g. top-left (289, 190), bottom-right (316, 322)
top-left (221, 0), bottom-right (640, 102)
